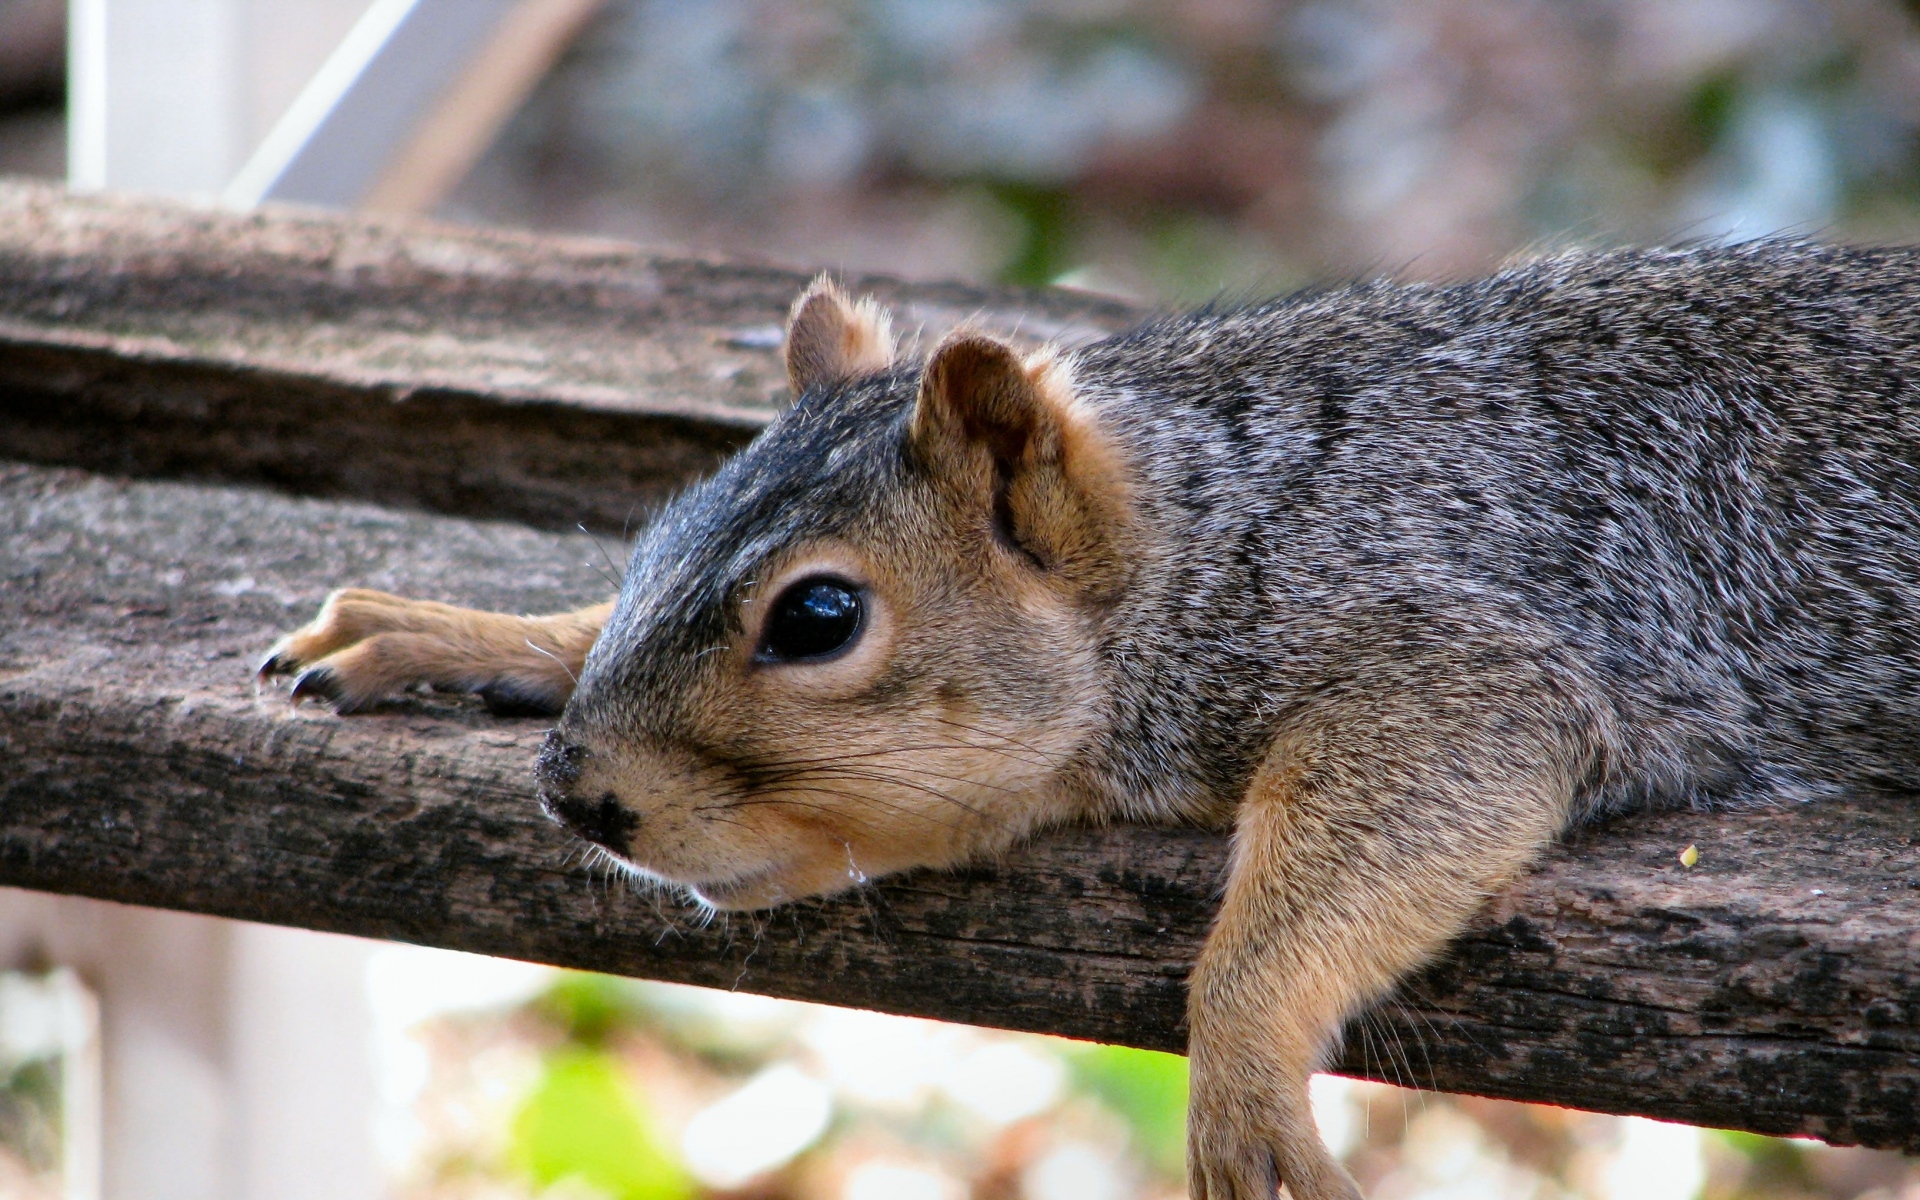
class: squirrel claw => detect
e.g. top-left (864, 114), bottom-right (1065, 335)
top-left (288, 666), bottom-right (340, 707)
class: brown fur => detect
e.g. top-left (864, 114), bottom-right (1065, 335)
top-left (1187, 663), bottom-right (1583, 1199)
top-left (783, 274), bottom-right (896, 394)
top-left (259, 589), bottom-right (608, 715)
top-left (912, 333), bottom-right (1136, 595)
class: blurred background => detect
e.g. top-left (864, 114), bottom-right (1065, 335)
top-left (12, 0), bottom-right (1920, 298)
top-left (445, 0), bottom-right (1920, 295)
top-left (2, 1), bottom-right (1920, 1198)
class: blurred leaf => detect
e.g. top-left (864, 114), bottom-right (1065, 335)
top-left (511, 1047), bottom-right (693, 1200)
top-left (1145, 213), bottom-right (1299, 305)
top-left (1685, 72), bottom-right (1739, 148)
top-left (1712, 1128), bottom-right (1812, 1182)
top-left (1068, 1044), bottom-right (1189, 1176)
top-left (988, 182), bottom-right (1079, 287)
top-left (538, 973), bottom-right (647, 1046)
top-left (1709, 1128), bottom-right (1815, 1190)
top-left (0, 1058), bottom-right (62, 1173)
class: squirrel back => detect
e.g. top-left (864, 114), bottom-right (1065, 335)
top-left (1076, 241), bottom-right (1920, 823)
top-left (547, 242), bottom-right (1920, 908)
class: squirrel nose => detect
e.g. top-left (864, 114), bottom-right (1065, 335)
top-left (535, 728), bottom-right (585, 791)
top-left (535, 730), bottom-right (641, 852)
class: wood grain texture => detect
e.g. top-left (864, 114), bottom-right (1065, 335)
top-left (0, 181), bottom-right (1139, 531)
top-left (2, 463), bottom-right (1915, 1152)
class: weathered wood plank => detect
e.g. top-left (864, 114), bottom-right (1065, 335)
top-left (3, 461), bottom-right (1915, 1152)
top-left (0, 181), bottom-right (1139, 531)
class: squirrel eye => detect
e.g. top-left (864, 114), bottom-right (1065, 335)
top-left (758, 577), bottom-right (864, 662)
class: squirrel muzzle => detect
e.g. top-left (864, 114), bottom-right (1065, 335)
top-left (534, 729), bottom-right (641, 852)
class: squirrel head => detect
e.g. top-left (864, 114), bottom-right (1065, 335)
top-left (537, 277), bottom-right (1138, 909)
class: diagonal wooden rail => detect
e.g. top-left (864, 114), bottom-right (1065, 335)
top-left (0, 181), bottom-right (1915, 1154)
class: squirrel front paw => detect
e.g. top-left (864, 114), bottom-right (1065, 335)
top-left (258, 588), bottom-right (582, 716)
top-left (1188, 1061), bottom-right (1360, 1200)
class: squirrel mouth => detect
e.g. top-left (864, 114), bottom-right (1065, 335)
top-left (685, 860), bottom-right (790, 910)
top-left (589, 852), bottom-right (787, 911)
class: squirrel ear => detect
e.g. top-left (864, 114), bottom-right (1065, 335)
top-left (911, 332), bottom-right (1131, 590)
top-left (911, 332), bottom-right (1051, 466)
top-left (784, 275), bottom-right (896, 395)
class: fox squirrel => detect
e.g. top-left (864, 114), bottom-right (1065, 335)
top-left (262, 242), bottom-right (1920, 1200)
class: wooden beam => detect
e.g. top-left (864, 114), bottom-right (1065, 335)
top-left (0, 182), bottom-right (1914, 1153)
top-left (0, 180), bottom-right (1137, 530)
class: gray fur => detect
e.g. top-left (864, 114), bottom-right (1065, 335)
top-left (578, 241), bottom-right (1920, 831)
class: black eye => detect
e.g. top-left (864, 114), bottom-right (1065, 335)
top-left (758, 577), bottom-right (864, 662)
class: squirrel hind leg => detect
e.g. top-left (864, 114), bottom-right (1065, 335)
top-left (259, 590), bottom-right (610, 715)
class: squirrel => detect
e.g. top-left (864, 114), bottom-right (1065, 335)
top-left (261, 242), bottom-right (1920, 1200)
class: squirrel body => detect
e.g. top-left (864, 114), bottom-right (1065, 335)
top-left (263, 241), bottom-right (1920, 1200)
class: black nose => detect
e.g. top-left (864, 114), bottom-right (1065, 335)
top-left (535, 730), bottom-right (640, 851)
top-left (535, 729), bottom-right (585, 792)
top-left (547, 791), bottom-right (641, 851)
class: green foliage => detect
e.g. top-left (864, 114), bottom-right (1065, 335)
top-left (1684, 71), bottom-right (1740, 149)
top-left (988, 182), bottom-right (1080, 287)
top-left (538, 973), bottom-right (647, 1047)
top-left (0, 1058), bottom-right (61, 1175)
top-left (1711, 1128), bottom-right (1815, 1192)
top-left (1142, 213), bottom-right (1299, 305)
top-left (510, 1048), bottom-right (693, 1200)
top-left (1067, 1044), bottom-right (1189, 1177)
